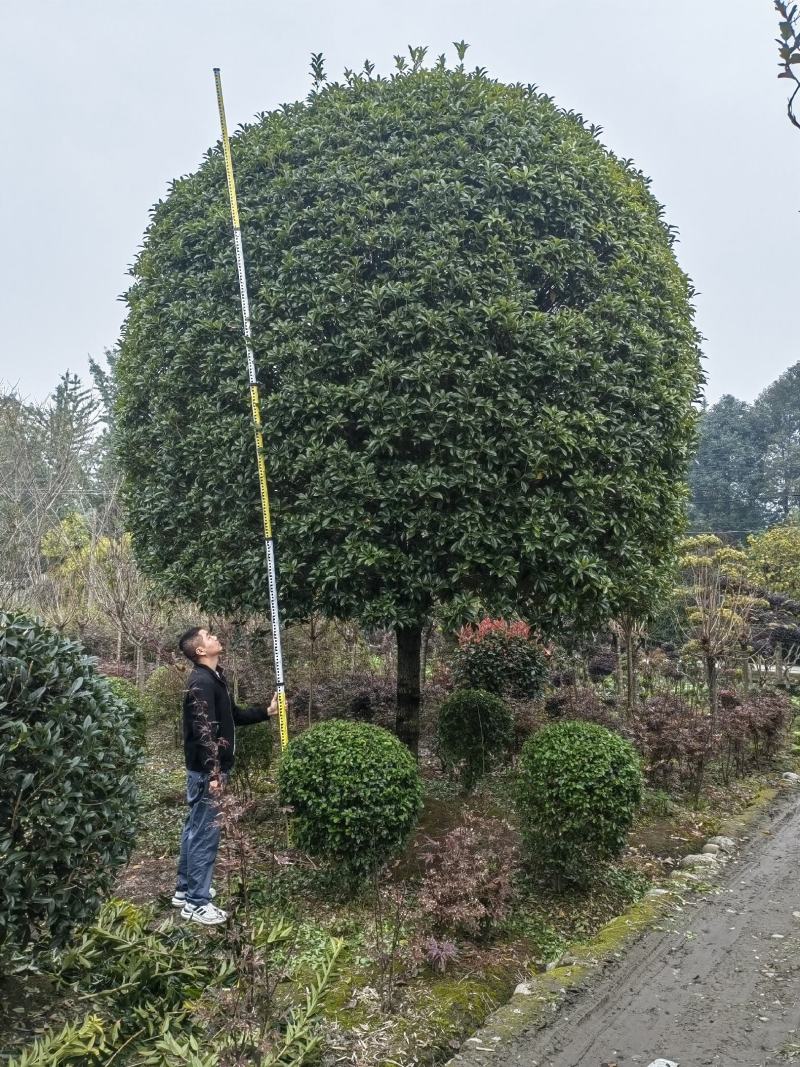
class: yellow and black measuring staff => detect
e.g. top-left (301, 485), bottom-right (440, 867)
top-left (213, 68), bottom-right (289, 751)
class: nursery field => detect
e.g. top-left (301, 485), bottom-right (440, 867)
top-left (4, 23), bottom-right (800, 1065)
top-left (3, 604), bottom-right (799, 1066)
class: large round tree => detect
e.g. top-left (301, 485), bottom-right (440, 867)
top-left (116, 52), bottom-right (701, 752)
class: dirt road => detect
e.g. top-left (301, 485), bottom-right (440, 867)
top-left (494, 789), bottom-right (800, 1067)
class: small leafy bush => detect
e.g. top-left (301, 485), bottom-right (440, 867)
top-left (453, 619), bottom-right (548, 699)
top-left (277, 720), bottom-right (423, 876)
top-left (516, 720), bottom-right (642, 888)
top-left (106, 676), bottom-right (147, 749)
top-left (588, 650), bottom-right (617, 681)
top-left (423, 936), bottom-right (459, 973)
top-left (418, 813), bottom-right (518, 939)
top-left (436, 688), bottom-right (513, 788)
top-left (719, 690), bottom-right (790, 780)
top-left (0, 613), bottom-right (139, 968)
top-left (289, 671), bottom-right (395, 726)
top-left (230, 721), bottom-right (274, 798)
top-left (144, 663), bottom-right (186, 725)
top-left (556, 687), bottom-right (622, 732)
top-left (635, 695), bottom-right (714, 793)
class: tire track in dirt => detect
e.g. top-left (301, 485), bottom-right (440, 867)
top-left (497, 789), bottom-right (800, 1067)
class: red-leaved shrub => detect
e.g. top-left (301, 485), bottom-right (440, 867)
top-left (418, 813), bottom-right (519, 940)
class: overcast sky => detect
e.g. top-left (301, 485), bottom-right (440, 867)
top-left (1, 1), bottom-right (798, 406)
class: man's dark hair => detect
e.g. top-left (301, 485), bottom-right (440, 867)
top-left (178, 627), bottom-right (204, 663)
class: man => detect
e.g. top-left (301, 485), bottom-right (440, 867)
top-left (173, 626), bottom-right (277, 925)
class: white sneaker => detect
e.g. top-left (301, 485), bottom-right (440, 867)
top-left (181, 902), bottom-right (228, 925)
top-left (172, 887), bottom-right (216, 907)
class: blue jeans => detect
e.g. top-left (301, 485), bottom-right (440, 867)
top-left (176, 771), bottom-right (224, 907)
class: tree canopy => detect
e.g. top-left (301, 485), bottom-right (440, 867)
top-left (115, 53), bottom-right (702, 746)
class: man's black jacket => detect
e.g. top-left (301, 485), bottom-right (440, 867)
top-left (182, 663), bottom-right (268, 774)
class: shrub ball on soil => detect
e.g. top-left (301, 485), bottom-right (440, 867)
top-left (277, 719), bottom-right (423, 874)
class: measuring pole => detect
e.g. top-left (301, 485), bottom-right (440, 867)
top-left (213, 68), bottom-right (289, 751)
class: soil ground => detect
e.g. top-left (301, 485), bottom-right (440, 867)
top-left (489, 786), bottom-right (800, 1067)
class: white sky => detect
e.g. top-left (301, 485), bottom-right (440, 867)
top-left (1, 0), bottom-right (798, 405)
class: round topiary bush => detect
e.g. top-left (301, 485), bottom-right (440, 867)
top-left (453, 626), bottom-right (548, 700)
top-left (516, 720), bottom-right (642, 888)
top-left (437, 688), bottom-right (513, 789)
top-left (277, 720), bottom-right (423, 875)
top-left (0, 613), bottom-right (140, 967)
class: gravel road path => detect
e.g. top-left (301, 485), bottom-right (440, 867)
top-left (495, 789), bottom-right (800, 1067)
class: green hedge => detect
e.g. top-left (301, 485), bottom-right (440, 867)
top-left (0, 613), bottom-right (139, 967)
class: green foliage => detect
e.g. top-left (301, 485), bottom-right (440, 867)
top-left (746, 520), bottom-right (800, 600)
top-left (452, 628), bottom-right (547, 699)
top-left (0, 613), bottom-right (139, 968)
top-left (143, 663), bottom-right (186, 725)
top-left (257, 934), bottom-right (343, 1067)
top-left (54, 899), bottom-right (234, 1036)
top-left (6, 899), bottom-right (341, 1067)
top-left (436, 688), bottom-right (513, 789)
top-left (516, 720), bottom-right (642, 887)
top-left (689, 395), bottom-right (766, 536)
top-left (5, 1015), bottom-right (113, 1067)
top-left (116, 56), bottom-right (700, 635)
top-left (106, 675), bottom-right (148, 748)
top-left (230, 720), bottom-right (274, 797)
top-left (277, 720), bottom-right (423, 874)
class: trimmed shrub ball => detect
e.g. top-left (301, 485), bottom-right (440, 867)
top-left (437, 688), bottom-right (513, 789)
top-left (277, 719), bottom-right (423, 875)
top-left (452, 627), bottom-right (548, 700)
top-left (0, 613), bottom-right (140, 967)
top-left (516, 720), bottom-right (642, 888)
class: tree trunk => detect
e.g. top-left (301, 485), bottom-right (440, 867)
top-left (115, 627), bottom-right (123, 666)
top-left (395, 624), bottom-right (422, 756)
top-left (420, 620), bottom-right (434, 691)
top-left (612, 631), bottom-right (624, 697)
top-left (743, 653), bottom-right (752, 696)
top-left (706, 654), bottom-right (718, 728)
top-left (135, 642), bottom-right (145, 691)
top-left (625, 630), bottom-right (638, 715)
top-left (307, 615), bottom-right (319, 728)
top-left (775, 644), bottom-right (784, 684)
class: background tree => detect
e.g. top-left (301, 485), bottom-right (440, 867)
top-left (688, 395), bottom-right (765, 536)
top-left (115, 51), bottom-right (701, 752)
top-left (746, 519), bottom-right (800, 601)
top-left (0, 374), bottom-right (104, 609)
top-left (751, 364), bottom-right (800, 522)
top-left (678, 535), bottom-right (762, 724)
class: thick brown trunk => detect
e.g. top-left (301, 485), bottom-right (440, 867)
top-left (395, 625), bottom-right (422, 756)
